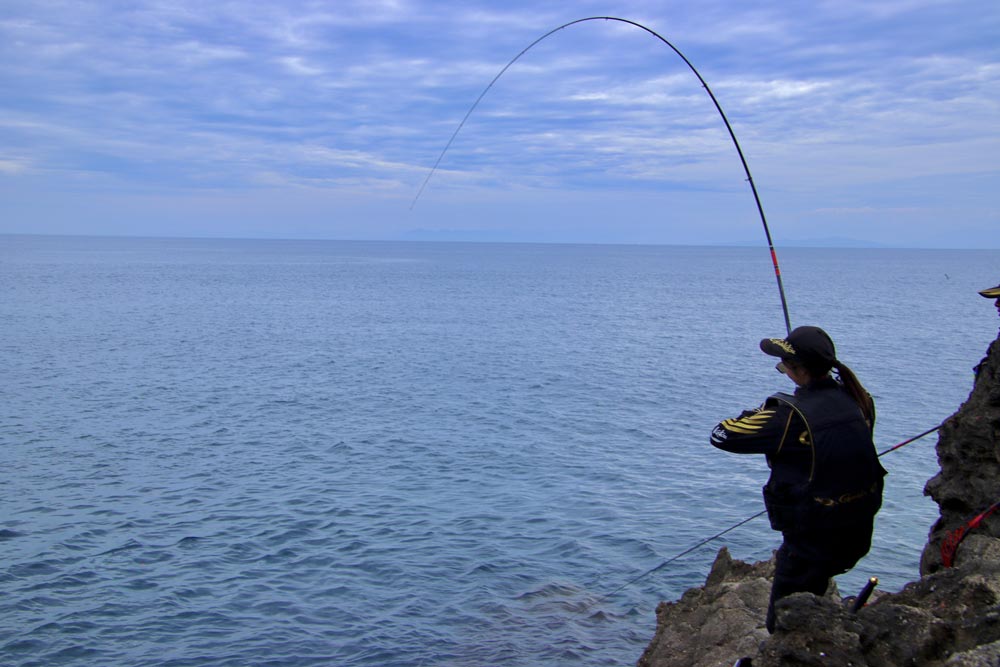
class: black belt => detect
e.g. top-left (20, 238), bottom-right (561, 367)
top-left (813, 481), bottom-right (879, 507)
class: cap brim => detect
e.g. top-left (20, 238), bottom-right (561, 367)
top-left (980, 286), bottom-right (1000, 298)
top-left (760, 337), bottom-right (794, 359)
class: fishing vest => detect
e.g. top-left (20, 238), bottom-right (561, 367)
top-left (762, 383), bottom-right (887, 534)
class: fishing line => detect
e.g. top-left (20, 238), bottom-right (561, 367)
top-left (582, 508), bottom-right (769, 613)
top-left (411, 16), bottom-right (792, 334)
top-left (581, 421), bottom-right (943, 612)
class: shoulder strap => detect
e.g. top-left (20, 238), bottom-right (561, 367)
top-left (767, 392), bottom-right (817, 482)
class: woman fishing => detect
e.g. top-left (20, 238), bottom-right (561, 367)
top-left (710, 326), bottom-right (887, 633)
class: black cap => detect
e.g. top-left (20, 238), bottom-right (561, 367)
top-left (980, 283), bottom-right (1000, 298)
top-left (760, 325), bottom-right (836, 366)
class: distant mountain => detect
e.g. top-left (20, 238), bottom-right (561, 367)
top-left (400, 228), bottom-right (520, 243)
top-left (773, 237), bottom-right (890, 248)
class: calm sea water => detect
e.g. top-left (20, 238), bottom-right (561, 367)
top-left (2, 235), bottom-right (997, 667)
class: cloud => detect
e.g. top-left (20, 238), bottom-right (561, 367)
top-left (0, 0), bottom-right (997, 246)
top-left (0, 157), bottom-right (31, 174)
top-left (278, 55), bottom-right (326, 77)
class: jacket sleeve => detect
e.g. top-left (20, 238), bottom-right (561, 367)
top-left (710, 399), bottom-right (797, 455)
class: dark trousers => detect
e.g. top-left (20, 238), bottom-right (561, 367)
top-left (766, 541), bottom-right (833, 632)
top-left (766, 506), bottom-right (882, 633)
top-left (765, 527), bottom-right (871, 633)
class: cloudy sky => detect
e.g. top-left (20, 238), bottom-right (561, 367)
top-left (2, 0), bottom-right (998, 246)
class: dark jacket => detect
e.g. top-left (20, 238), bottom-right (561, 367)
top-left (711, 377), bottom-right (886, 539)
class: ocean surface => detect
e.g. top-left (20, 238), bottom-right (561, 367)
top-left (2, 235), bottom-right (997, 667)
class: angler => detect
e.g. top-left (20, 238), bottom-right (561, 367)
top-left (710, 326), bottom-right (887, 633)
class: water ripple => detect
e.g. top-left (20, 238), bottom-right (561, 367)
top-left (3, 239), bottom-right (987, 666)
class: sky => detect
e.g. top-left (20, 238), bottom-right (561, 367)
top-left (1, 0), bottom-right (998, 247)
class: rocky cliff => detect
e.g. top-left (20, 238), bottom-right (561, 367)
top-left (638, 332), bottom-right (1000, 667)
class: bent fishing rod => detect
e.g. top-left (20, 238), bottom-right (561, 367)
top-left (411, 16), bottom-right (792, 334)
top-left (582, 421), bottom-right (943, 611)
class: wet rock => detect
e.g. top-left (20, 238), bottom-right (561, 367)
top-left (637, 547), bottom-right (771, 667)
top-left (945, 640), bottom-right (1000, 667)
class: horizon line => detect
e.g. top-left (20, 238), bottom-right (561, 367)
top-left (2, 231), bottom-right (994, 251)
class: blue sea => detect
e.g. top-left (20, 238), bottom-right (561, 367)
top-left (2, 235), bottom-right (997, 667)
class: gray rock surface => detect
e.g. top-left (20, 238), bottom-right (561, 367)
top-left (638, 333), bottom-right (1000, 667)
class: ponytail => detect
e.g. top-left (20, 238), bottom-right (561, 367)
top-left (833, 360), bottom-right (875, 428)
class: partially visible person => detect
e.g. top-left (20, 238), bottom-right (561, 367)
top-left (975, 282), bottom-right (1000, 376)
top-left (710, 326), bottom-right (886, 633)
top-left (980, 282), bottom-right (1000, 318)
